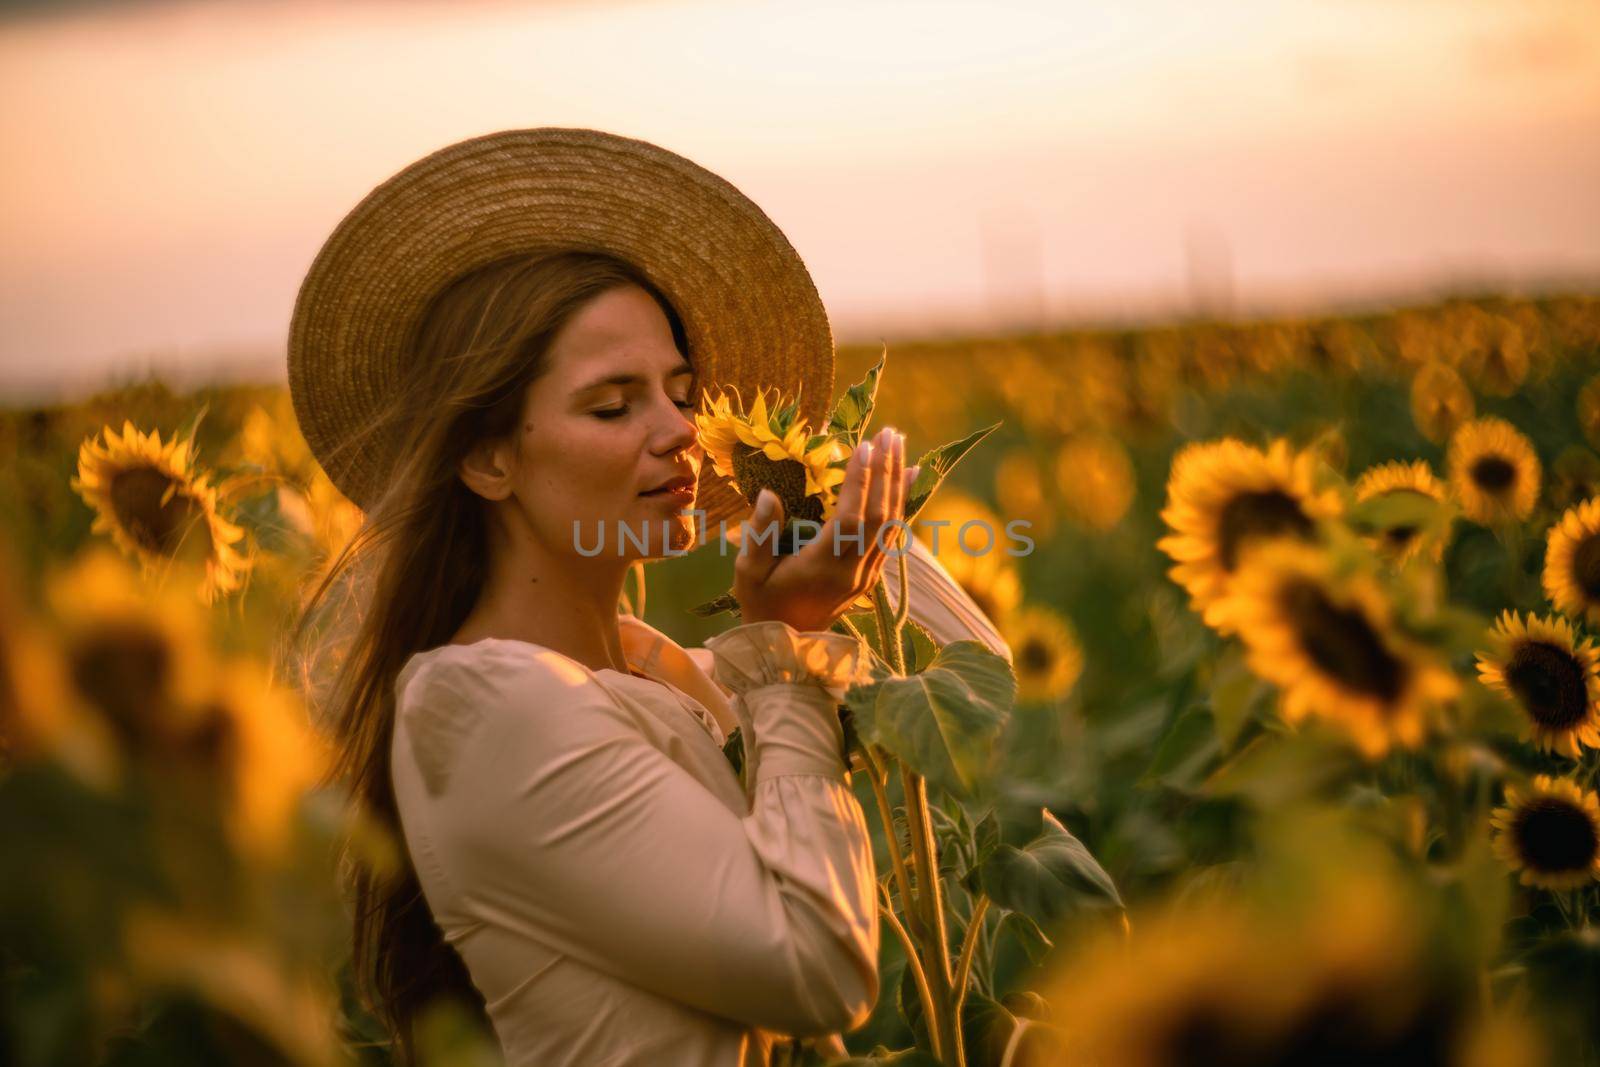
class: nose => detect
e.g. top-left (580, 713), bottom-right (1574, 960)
top-left (653, 396), bottom-right (700, 460)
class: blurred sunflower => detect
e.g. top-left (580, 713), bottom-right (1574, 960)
top-left (233, 392), bottom-right (316, 483)
top-left (1476, 611), bottom-right (1600, 757)
top-left (1054, 432), bottom-right (1135, 531)
top-left (912, 490), bottom-right (1022, 624)
top-left (1046, 868), bottom-right (1540, 1067)
top-left (1156, 438), bottom-right (1343, 634)
top-left (1353, 459), bottom-right (1450, 565)
top-left (1543, 496), bottom-right (1600, 628)
top-left (696, 386), bottom-right (847, 524)
top-left (1410, 361), bottom-right (1475, 444)
top-left (1457, 311), bottom-right (1530, 397)
top-left (41, 549), bottom-right (218, 766)
top-left (1211, 540), bottom-right (1460, 758)
top-left (1577, 375), bottom-right (1600, 452)
top-left (202, 660), bottom-right (331, 858)
top-left (994, 448), bottom-right (1057, 540)
top-left (1491, 775), bottom-right (1600, 891)
top-left (1548, 447), bottom-right (1600, 512)
top-left (1447, 416), bottom-right (1541, 526)
top-left (72, 421), bottom-right (250, 603)
top-left (1002, 606), bottom-right (1084, 703)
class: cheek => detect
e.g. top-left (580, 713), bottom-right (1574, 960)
top-left (519, 418), bottom-right (641, 501)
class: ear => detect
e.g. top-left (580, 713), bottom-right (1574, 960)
top-left (458, 436), bottom-right (516, 501)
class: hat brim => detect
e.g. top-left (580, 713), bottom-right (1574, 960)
top-left (288, 127), bottom-right (835, 537)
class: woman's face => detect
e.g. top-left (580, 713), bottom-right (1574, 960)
top-left (500, 283), bottom-right (704, 561)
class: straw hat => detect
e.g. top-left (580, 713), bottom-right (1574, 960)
top-left (288, 127), bottom-right (835, 531)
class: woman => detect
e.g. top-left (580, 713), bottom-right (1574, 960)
top-left (288, 129), bottom-right (914, 1066)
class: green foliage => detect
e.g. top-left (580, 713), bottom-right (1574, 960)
top-left (845, 641), bottom-right (1015, 798)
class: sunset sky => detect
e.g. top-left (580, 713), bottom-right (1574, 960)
top-left (2, 0), bottom-right (1597, 399)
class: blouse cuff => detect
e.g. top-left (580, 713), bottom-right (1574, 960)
top-left (701, 620), bottom-right (869, 704)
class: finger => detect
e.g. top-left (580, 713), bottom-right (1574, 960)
top-left (864, 427), bottom-right (893, 534)
top-left (833, 438), bottom-right (872, 528)
top-left (885, 432), bottom-right (908, 547)
top-left (735, 488), bottom-right (784, 582)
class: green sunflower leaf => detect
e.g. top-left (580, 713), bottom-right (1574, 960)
top-left (844, 639), bottom-right (1014, 797)
top-left (997, 908), bottom-right (1054, 964)
top-left (771, 393), bottom-right (801, 436)
top-left (978, 809), bottom-right (1123, 926)
top-left (1346, 488), bottom-right (1456, 547)
top-left (827, 346), bottom-right (887, 446)
top-left (904, 421), bottom-right (1003, 524)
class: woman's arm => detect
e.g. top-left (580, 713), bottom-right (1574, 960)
top-left (400, 634), bottom-right (879, 1037)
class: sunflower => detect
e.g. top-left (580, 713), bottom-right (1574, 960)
top-left (202, 660), bottom-right (331, 858)
top-left (1543, 496), bottom-right (1600, 628)
top-left (1352, 459), bottom-right (1450, 565)
top-left (41, 549), bottom-right (218, 766)
top-left (1045, 866), bottom-right (1540, 1067)
top-left (994, 448), bottom-right (1057, 540)
top-left (1476, 611), bottom-right (1600, 757)
top-left (1577, 374), bottom-right (1600, 452)
top-left (72, 421), bottom-right (250, 603)
top-left (695, 386), bottom-right (848, 524)
top-left (1211, 540), bottom-right (1460, 758)
top-left (1156, 438), bottom-right (1344, 634)
top-left (1491, 775), bottom-right (1600, 891)
top-left (1410, 361), bottom-right (1474, 444)
top-left (1549, 446), bottom-right (1600, 512)
top-left (1446, 416), bottom-right (1541, 526)
top-left (1055, 432), bottom-right (1135, 531)
top-left (1002, 606), bottom-right (1083, 703)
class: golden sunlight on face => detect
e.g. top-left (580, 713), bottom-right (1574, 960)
top-left (510, 284), bottom-right (704, 561)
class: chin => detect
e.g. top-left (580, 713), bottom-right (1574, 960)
top-left (607, 510), bottom-right (700, 561)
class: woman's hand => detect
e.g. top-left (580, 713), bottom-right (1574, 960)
top-left (733, 425), bottom-right (918, 634)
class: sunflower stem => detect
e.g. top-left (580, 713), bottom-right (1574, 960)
top-left (877, 885), bottom-right (943, 1063)
top-left (870, 578), bottom-right (961, 1063)
top-left (860, 743), bottom-right (922, 942)
top-left (892, 542), bottom-right (912, 631)
top-left (952, 895), bottom-right (991, 1021)
top-left (900, 763), bottom-right (958, 1060)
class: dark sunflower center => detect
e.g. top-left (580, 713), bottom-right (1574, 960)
top-left (1513, 798), bottom-right (1600, 873)
top-left (1504, 641), bottom-right (1590, 730)
top-left (1216, 490), bottom-right (1315, 571)
top-left (108, 466), bottom-right (208, 556)
top-left (1469, 456), bottom-right (1515, 492)
top-left (1278, 579), bottom-right (1405, 704)
top-left (1019, 638), bottom-right (1053, 674)
top-left (731, 443), bottom-right (823, 525)
top-left (1159, 988), bottom-right (1459, 1067)
top-left (1384, 524), bottom-right (1418, 547)
top-left (1573, 535), bottom-right (1600, 601)
top-left (69, 621), bottom-right (172, 748)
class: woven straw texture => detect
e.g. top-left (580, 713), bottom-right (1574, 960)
top-left (288, 127), bottom-right (836, 532)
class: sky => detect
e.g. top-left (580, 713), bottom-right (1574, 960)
top-left (1, 0), bottom-right (1598, 400)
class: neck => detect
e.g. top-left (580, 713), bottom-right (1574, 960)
top-left (452, 513), bottom-right (634, 675)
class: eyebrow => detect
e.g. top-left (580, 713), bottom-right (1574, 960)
top-left (573, 362), bottom-right (696, 396)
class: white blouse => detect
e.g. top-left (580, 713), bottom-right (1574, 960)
top-left (390, 614), bottom-right (881, 1067)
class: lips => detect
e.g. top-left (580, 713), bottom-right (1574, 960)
top-left (641, 474), bottom-right (696, 496)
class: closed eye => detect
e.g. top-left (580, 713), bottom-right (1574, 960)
top-left (591, 399), bottom-right (695, 420)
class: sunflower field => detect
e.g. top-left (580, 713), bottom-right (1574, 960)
top-left (4, 292), bottom-right (1600, 1066)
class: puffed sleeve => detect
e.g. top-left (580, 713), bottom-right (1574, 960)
top-left (403, 637), bottom-right (880, 1038)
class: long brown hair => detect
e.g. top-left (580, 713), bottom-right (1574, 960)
top-left (291, 249), bottom-right (689, 1065)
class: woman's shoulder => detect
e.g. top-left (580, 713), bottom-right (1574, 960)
top-left (399, 637), bottom-right (604, 706)
top-left (393, 638), bottom-right (621, 796)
